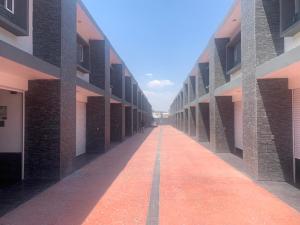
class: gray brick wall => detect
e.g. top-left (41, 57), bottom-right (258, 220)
top-left (256, 79), bottom-right (293, 182)
top-left (25, 80), bottom-right (61, 180)
top-left (125, 107), bottom-right (133, 136)
top-left (30, 1), bottom-right (77, 179)
top-left (197, 103), bottom-right (210, 142)
top-left (110, 64), bottom-right (123, 99)
top-left (86, 97), bottom-right (106, 153)
top-left (111, 103), bottom-right (125, 142)
top-left (189, 106), bottom-right (196, 136)
top-left (242, 0), bottom-right (288, 181)
top-left (90, 40), bottom-right (108, 90)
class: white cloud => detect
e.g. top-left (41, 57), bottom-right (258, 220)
top-left (144, 90), bottom-right (175, 112)
top-left (145, 73), bottom-right (153, 77)
top-left (147, 79), bottom-right (174, 89)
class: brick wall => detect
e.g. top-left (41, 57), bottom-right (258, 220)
top-left (86, 96), bottom-right (106, 153)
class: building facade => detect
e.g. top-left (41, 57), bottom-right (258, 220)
top-left (170, 0), bottom-right (300, 186)
top-left (0, 0), bottom-right (152, 184)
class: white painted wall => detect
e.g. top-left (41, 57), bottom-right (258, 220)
top-left (0, 89), bottom-right (22, 153)
top-left (76, 101), bottom-right (86, 156)
top-left (0, 0), bottom-right (33, 54)
top-left (234, 101), bottom-right (243, 150)
top-left (284, 31), bottom-right (300, 53)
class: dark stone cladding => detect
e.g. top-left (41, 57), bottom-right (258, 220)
top-left (33, 0), bottom-right (62, 67)
top-left (86, 97), bottom-right (106, 153)
top-left (189, 76), bottom-right (196, 102)
top-left (89, 40), bottom-right (107, 90)
top-left (209, 37), bottom-right (233, 153)
top-left (133, 109), bottom-right (138, 133)
top-left (125, 107), bottom-right (133, 136)
top-left (31, 1), bottom-right (77, 179)
top-left (256, 79), bottom-right (293, 182)
top-left (110, 103), bottom-right (125, 142)
top-left (133, 84), bottom-right (137, 105)
top-left (241, 0), bottom-right (285, 180)
top-left (110, 64), bottom-right (124, 99)
top-left (25, 80), bottom-right (61, 180)
top-left (212, 96), bottom-right (234, 153)
top-left (197, 103), bottom-right (210, 142)
top-left (189, 106), bottom-right (196, 136)
top-left (184, 108), bottom-right (189, 134)
top-left (125, 77), bottom-right (132, 103)
top-left (89, 39), bottom-right (111, 150)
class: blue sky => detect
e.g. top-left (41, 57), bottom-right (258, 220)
top-left (82, 0), bottom-right (234, 111)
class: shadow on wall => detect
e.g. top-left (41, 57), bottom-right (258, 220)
top-left (0, 128), bottom-right (154, 224)
top-left (257, 79), bottom-right (293, 182)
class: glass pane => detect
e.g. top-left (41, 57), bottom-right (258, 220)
top-left (0, 0), bottom-right (4, 6)
top-left (6, 0), bottom-right (13, 11)
top-left (296, 0), bottom-right (300, 14)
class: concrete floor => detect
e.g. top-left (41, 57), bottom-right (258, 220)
top-left (0, 126), bottom-right (300, 225)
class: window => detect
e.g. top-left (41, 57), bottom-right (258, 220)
top-left (1, 0), bottom-right (14, 13)
top-left (233, 41), bottom-right (241, 67)
top-left (295, 0), bottom-right (300, 21)
top-left (78, 44), bottom-right (84, 63)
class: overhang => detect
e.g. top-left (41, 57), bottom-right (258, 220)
top-left (0, 40), bottom-right (60, 79)
top-left (76, 78), bottom-right (105, 97)
top-left (214, 76), bottom-right (242, 97)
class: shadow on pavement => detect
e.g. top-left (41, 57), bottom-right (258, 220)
top-left (0, 128), bottom-right (155, 224)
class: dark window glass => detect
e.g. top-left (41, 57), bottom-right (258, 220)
top-left (0, 0), bottom-right (4, 6)
top-left (233, 41), bottom-right (241, 66)
top-left (77, 44), bottom-right (84, 63)
top-left (295, 0), bottom-right (300, 20)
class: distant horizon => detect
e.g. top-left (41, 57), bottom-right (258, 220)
top-left (82, 0), bottom-right (234, 111)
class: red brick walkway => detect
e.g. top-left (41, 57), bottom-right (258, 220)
top-left (1, 126), bottom-right (300, 225)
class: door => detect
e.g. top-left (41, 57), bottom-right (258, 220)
top-left (76, 101), bottom-right (86, 157)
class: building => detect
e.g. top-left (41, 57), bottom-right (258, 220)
top-left (169, 0), bottom-right (300, 186)
top-left (153, 111), bottom-right (170, 125)
top-left (0, 0), bottom-right (152, 184)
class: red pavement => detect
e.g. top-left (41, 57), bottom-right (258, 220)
top-left (1, 126), bottom-right (300, 225)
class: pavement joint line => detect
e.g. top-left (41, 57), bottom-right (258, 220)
top-left (146, 127), bottom-right (162, 225)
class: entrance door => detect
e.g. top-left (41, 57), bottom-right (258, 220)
top-left (0, 89), bottom-right (23, 183)
top-left (76, 101), bottom-right (86, 157)
top-left (293, 89), bottom-right (300, 184)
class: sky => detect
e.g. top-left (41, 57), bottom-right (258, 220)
top-left (82, 0), bottom-right (234, 111)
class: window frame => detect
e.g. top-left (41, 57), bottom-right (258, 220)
top-left (4, 0), bottom-right (14, 14)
